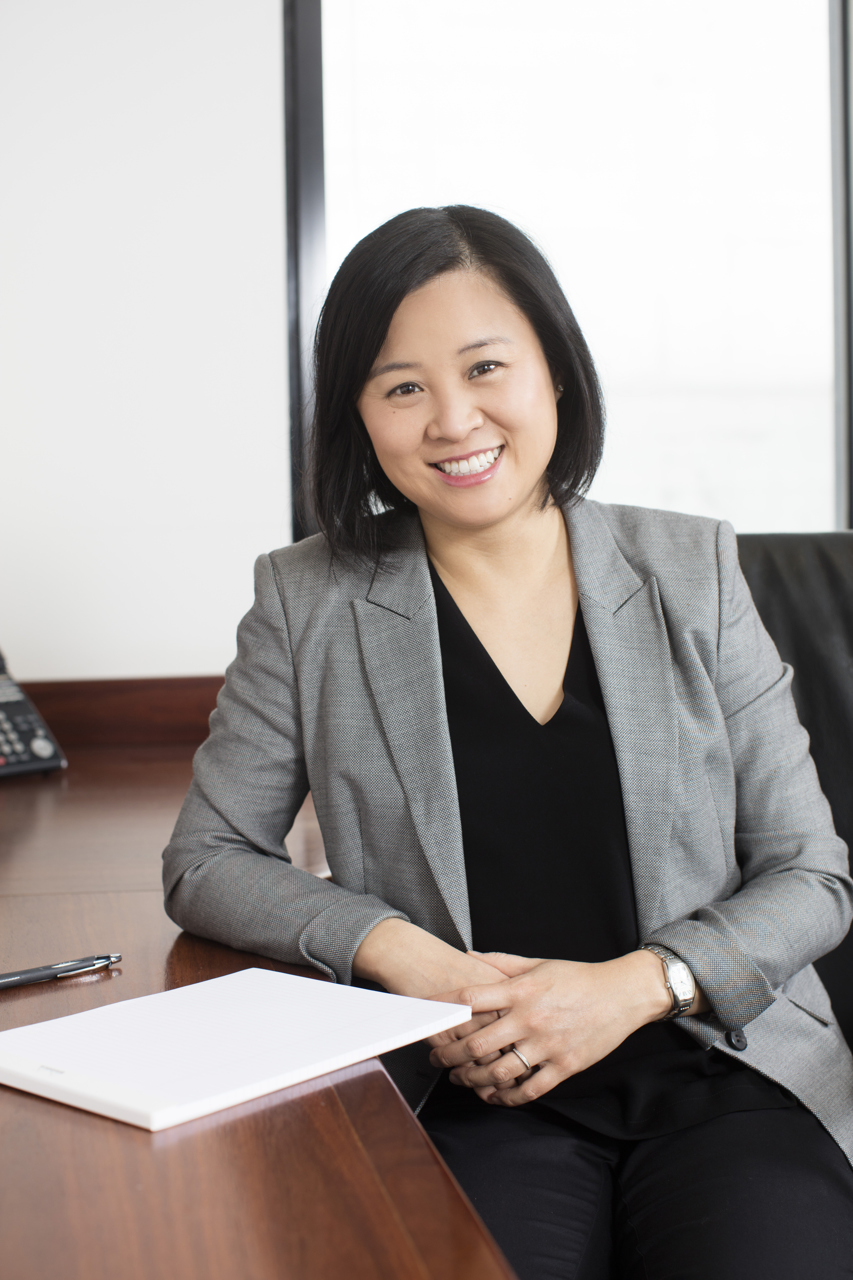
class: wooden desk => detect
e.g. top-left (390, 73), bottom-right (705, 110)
top-left (0, 748), bottom-right (515, 1280)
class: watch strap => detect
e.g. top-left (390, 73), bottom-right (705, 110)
top-left (640, 944), bottom-right (696, 1019)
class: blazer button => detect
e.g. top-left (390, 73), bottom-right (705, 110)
top-left (726, 1029), bottom-right (748, 1051)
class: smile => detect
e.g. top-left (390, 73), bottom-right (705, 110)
top-left (432, 446), bottom-right (504, 477)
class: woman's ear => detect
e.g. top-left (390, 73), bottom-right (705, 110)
top-left (555, 379), bottom-right (564, 401)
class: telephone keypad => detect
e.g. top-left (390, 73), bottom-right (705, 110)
top-left (0, 699), bottom-right (65, 776)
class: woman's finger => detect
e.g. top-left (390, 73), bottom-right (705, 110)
top-left (481, 1047), bottom-right (537, 1087)
top-left (448, 1043), bottom-right (537, 1090)
top-left (447, 978), bottom-right (516, 1018)
top-left (429, 1015), bottom-right (522, 1068)
top-left (429, 1038), bottom-right (476, 1068)
top-left (481, 1062), bottom-right (537, 1097)
top-left (484, 1062), bottom-right (560, 1107)
top-left (426, 1009), bottom-right (499, 1049)
top-left (467, 951), bottom-right (542, 978)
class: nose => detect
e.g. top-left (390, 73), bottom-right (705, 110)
top-left (426, 385), bottom-right (484, 442)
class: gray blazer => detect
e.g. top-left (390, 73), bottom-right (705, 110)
top-left (163, 499), bottom-right (853, 1162)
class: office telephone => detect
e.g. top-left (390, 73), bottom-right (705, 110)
top-left (0, 651), bottom-right (67, 778)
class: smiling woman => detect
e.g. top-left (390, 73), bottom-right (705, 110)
top-left (164, 207), bottom-right (853, 1280)
top-left (357, 272), bottom-right (561, 522)
top-left (355, 266), bottom-right (576, 727)
top-left (308, 207), bottom-right (603, 561)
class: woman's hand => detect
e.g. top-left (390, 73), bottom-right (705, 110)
top-left (428, 949), bottom-right (675, 1105)
top-left (352, 918), bottom-right (509, 1048)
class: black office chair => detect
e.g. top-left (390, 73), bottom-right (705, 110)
top-left (737, 532), bottom-right (853, 1047)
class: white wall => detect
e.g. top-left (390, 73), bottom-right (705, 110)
top-left (323, 0), bottom-right (835, 533)
top-left (0, 0), bottom-right (289, 681)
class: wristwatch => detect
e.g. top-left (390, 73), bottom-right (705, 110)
top-left (640, 944), bottom-right (696, 1019)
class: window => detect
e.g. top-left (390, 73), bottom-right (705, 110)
top-left (322, 0), bottom-right (834, 531)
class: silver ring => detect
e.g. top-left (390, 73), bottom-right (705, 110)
top-left (508, 1045), bottom-right (533, 1072)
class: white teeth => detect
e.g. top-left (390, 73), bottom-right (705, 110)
top-left (437, 445), bottom-right (502, 476)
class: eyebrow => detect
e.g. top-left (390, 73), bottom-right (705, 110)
top-left (368, 336), bottom-right (513, 381)
top-left (457, 336), bottom-right (512, 355)
top-left (369, 360), bottom-right (421, 378)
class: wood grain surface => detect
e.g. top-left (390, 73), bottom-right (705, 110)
top-left (0, 744), bottom-right (328, 896)
top-left (0, 751), bottom-right (512, 1280)
top-left (20, 676), bottom-right (226, 748)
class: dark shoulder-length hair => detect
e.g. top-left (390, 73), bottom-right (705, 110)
top-left (306, 205), bottom-right (604, 560)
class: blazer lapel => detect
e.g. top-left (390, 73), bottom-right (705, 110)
top-left (566, 502), bottom-right (678, 934)
top-left (352, 519), bottom-right (471, 948)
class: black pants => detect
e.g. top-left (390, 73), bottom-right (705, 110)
top-left (421, 1098), bottom-right (853, 1280)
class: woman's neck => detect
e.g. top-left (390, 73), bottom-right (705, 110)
top-left (419, 498), bottom-right (573, 600)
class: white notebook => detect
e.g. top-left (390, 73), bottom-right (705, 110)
top-left (0, 968), bottom-right (470, 1130)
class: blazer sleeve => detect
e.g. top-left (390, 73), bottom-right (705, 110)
top-left (644, 520), bottom-right (853, 1030)
top-left (162, 553), bottom-right (410, 983)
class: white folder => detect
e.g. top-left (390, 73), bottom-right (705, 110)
top-left (0, 968), bottom-right (470, 1130)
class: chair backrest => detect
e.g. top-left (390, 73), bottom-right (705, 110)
top-left (737, 532), bottom-right (853, 1046)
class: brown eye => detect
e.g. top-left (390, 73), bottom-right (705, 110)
top-left (470, 362), bottom-right (499, 379)
top-left (390, 382), bottom-right (421, 398)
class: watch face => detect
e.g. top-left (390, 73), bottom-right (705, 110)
top-left (668, 960), bottom-right (695, 1003)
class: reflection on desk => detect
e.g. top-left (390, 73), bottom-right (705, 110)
top-left (0, 746), bottom-right (515, 1280)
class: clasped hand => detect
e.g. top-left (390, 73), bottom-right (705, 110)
top-left (428, 950), bottom-right (669, 1106)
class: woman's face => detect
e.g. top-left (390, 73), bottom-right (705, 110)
top-left (356, 269), bottom-right (561, 535)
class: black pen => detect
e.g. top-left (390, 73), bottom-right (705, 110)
top-left (0, 955), bottom-right (122, 990)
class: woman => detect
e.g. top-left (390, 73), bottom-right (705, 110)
top-left (164, 206), bottom-right (853, 1278)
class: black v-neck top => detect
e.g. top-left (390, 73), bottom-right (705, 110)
top-left (425, 566), bottom-right (793, 1138)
